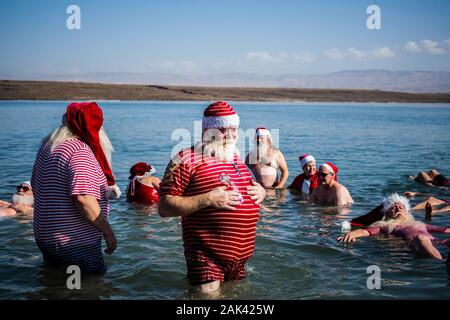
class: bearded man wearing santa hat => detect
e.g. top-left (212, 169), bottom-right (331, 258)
top-left (0, 181), bottom-right (34, 217)
top-left (245, 127), bottom-right (289, 189)
top-left (31, 102), bottom-right (120, 274)
top-left (158, 101), bottom-right (266, 294)
top-left (310, 162), bottom-right (354, 206)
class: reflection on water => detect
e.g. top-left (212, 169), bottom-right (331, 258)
top-left (0, 101), bottom-right (450, 299)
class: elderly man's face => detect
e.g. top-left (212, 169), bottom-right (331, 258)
top-left (303, 161), bottom-right (316, 177)
top-left (257, 135), bottom-right (270, 145)
top-left (387, 202), bottom-right (408, 220)
top-left (16, 184), bottom-right (33, 196)
top-left (317, 167), bottom-right (334, 185)
top-left (203, 127), bottom-right (238, 144)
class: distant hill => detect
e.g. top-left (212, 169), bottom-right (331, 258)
top-left (1, 70), bottom-right (449, 93)
top-left (1, 80), bottom-right (449, 103)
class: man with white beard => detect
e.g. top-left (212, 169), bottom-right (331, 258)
top-left (0, 181), bottom-right (34, 217)
top-left (158, 101), bottom-right (266, 294)
top-left (31, 102), bottom-right (120, 274)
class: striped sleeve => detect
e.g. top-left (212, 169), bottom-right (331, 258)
top-left (159, 153), bottom-right (192, 197)
top-left (68, 147), bottom-right (102, 200)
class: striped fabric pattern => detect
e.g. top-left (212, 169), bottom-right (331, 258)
top-left (31, 138), bottom-right (109, 273)
top-left (160, 147), bottom-right (261, 264)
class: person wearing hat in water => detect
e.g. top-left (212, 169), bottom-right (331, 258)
top-left (0, 181), bottom-right (34, 217)
top-left (288, 154), bottom-right (319, 194)
top-left (126, 162), bottom-right (160, 204)
top-left (158, 101), bottom-right (265, 294)
top-left (31, 102), bottom-right (120, 274)
top-left (245, 127), bottom-right (289, 189)
top-left (311, 162), bottom-right (353, 206)
top-left (339, 193), bottom-right (450, 260)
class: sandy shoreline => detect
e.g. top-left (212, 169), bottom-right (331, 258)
top-left (1, 80), bottom-right (450, 103)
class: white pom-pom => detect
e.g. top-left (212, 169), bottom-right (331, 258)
top-left (106, 184), bottom-right (121, 200)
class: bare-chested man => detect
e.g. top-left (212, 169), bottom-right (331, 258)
top-left (311, 162), bottom-right (353, 206)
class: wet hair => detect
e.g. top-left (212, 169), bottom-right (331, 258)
top-left (382, 193), bottom-right (411, 214)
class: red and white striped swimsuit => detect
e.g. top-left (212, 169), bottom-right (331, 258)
top-left (159, 147), bottom-right (260, 284)
top-left (31, 139), bottom-right (109, 273)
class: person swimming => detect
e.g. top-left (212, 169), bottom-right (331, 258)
top-left (0, 181), bottom-right (34, 217)
top-left (411, 169), bottom-right (450, 188)
top-left (126, 162), bottom-right (160, 204)
top-left (339, 193), bottom-right (450, 260)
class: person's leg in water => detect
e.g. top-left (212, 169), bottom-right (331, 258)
top-left (414, 197), bottom-right (447, 210)
top-left (411, 234), bottom-right (443, 260)
top-left (414, 172), bottom-right (434, 186)
top-left (195, 280), bottom-right (221, 294)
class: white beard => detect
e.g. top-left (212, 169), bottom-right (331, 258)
top-left (198, 140), bottom-right (239, 162)
top-left (372, 213), bottom-right (416, 233)
top-left (249, 143), bottom-right (272, 165)
top-left (12, 194), bottom-right (34, 206)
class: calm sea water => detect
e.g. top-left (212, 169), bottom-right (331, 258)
top-left (0, 100), bottom-right (450, 300)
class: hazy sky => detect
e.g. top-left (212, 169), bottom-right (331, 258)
top-left (1, 0), bottom-right (449, 77)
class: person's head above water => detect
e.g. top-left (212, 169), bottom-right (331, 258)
top-left (200, 101), bottom-right (240, 161)
top-left (12, 181), bottom-right (34, 206)
top-left (382, 193), bottom-right (412, 221)
top-left (318, 162), bottom-right (338, 185)
top-left (129, 162), bottom-right (156, 179)
top-left (299, 154), bottom-right (316, 177)
top-left (255, 127), bottom-right (272, 145)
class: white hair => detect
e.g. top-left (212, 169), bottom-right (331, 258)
top-left (42, 115), bottom-right (75, 151)
top-left (370, 193), bottom-right (415, 232)
top-left (42, 114), bottom-right (114, 166)
top-left (382, 193), bottom-right (411, 214)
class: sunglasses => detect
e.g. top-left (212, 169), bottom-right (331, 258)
top-left (16, 185), bottom-right (31, 192)
top-left (317, 172), bottom-right (332, 178)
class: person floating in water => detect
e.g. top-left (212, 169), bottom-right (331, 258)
top-left (126, 162), bottom-right (160, 204)
top-left (245, 127), bottom-right (289, 189)
top-left (339, 193), bottom-right (450, 260)
top-left (311, 162), bottom-right (353, 206)
top-left (411, 169), bottom-right (450, 188)
top-left (403, 192), bottom-right (450, 221)
top-left (288, 154), bottom-right (319, 194)
top-left (0, 181), bottom-right (34, 217)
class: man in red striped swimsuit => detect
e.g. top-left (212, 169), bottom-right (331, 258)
top-left (32, 102), bottom-right (121, 274)
top-left (158, 101), bottom-right (266, 294)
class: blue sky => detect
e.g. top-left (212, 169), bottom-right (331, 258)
top-left (0, 0), bottom-right (449, 77)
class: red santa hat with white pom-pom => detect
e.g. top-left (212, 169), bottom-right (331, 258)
top-left (66, 102), bottom-right (121, 200)
top-left (202, 101), bottom-right (240, 129)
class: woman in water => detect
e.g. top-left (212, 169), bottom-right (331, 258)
top-left (339, 193), bottom-right (450, 260)
top-left (126, 162), bottom-right (161, 204)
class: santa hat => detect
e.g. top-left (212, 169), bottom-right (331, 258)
top-left (21, 181), bottom-right (32, 188)
top-left (129, 162), bottom-right (156, 179)
top-left (66, 102), bottom-right (121, 199)
top-left (382, 193), bottom-right (411, 214)
top-left (320, 162), bottom-right (339, 181)
top-left (255, 127), bottom-right (271, 137)
top-left (299, 154), bottom-right (316, 168)
top-left (202, 101), bottom-right (240, 129)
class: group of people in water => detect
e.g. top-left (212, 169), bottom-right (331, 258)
top-left (1, 100), bottom-right (449, 294)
